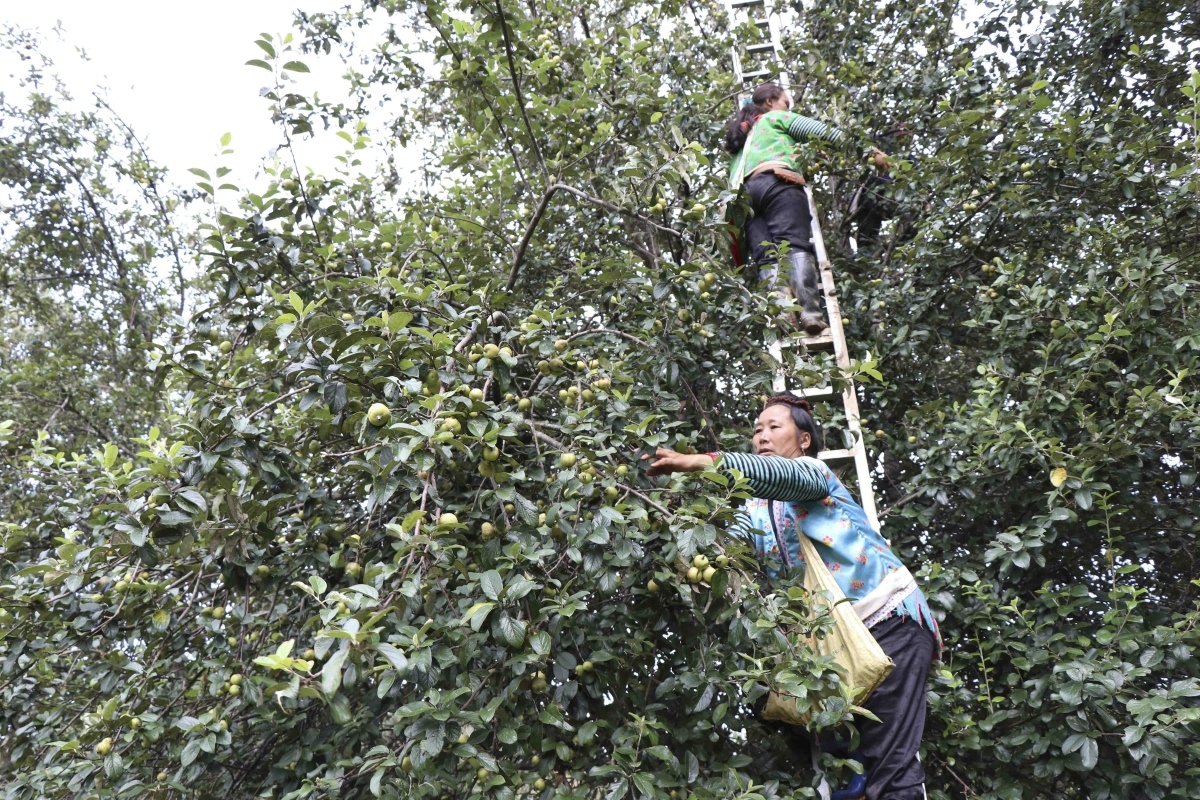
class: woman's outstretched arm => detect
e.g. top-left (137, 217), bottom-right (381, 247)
top-left (640, 449), bottom-right (828, 502)
top-left (717, 452), bottom-right (829, 502)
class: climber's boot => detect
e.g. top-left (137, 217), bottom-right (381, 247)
top-left (788, 250), bottom-right (826, 335)
top-left (757, 260), bottom-right (803, 331)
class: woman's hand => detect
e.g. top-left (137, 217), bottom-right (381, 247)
top-left (640, 448), bottom-right (715, 477)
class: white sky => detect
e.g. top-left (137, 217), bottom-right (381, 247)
top-left (5, 1), bottom-right (359, 188)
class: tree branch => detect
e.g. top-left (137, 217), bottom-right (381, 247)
top-left (506, 183), bottom-right (684, 291)
top-left (494, 0), bottom-right (549, 183)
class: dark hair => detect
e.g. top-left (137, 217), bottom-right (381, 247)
top-left (763, 394), bottom-right (823, 456)
top-left (751, 82), bottom-right (787, 109)
top-left (724, 103), bottom-right (766, 153)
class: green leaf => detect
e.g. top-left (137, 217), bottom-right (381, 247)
top-left (322, 647), bottom-right (348, 696)
top-left (374, 643), bottom-right (408, 674)
top-left (480, 570), bottom-right (503, 601)
top-left (181, 738), bottom-right (202, 767)
top-left (497, 614), bottom-right (526, 649)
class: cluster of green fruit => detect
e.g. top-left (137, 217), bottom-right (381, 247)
top-left (980, 257), bottom-right (1003, 275)
top-left (684, 553), bottom-right (726, 585)
top-left (468, 342), bottom-right (514, 363)
top-left (222, 673), bottom-right (244, 697)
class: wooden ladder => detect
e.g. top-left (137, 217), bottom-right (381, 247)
top-left (725, 0), bottom-right (880, 531)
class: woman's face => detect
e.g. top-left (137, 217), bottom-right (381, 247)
top-left (753, 405), bottom-right (811, 458)
top-left (763, 91), bottom-right (791, 112)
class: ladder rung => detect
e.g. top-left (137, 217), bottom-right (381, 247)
top-left (818, 447), bottom-right (857, 468)
top-left (790, 385), bottom-right (837, 402)
top-left (731, 0), bottom-right (765, 7)
top-left (798, 333), bottom-right (835, 352)
top-left (740, 68), bottom-right (772, 81)
top-left (745, 42), bottom-right (777, 55)
top-left (752, 17), bottom-right (769, 26)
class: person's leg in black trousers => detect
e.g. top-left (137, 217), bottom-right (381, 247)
top-left (744, 172), bottom-right (826, 333)
top-left (745, 172), bottom-right (813, 254)
top-left (743, 214), bottom-right (772, 269)
top-left (858, 616), bottom-right (936, 800)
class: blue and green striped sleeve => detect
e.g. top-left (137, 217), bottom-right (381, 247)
top-left (783, 112), bottom-right (846, 145)
top-left (717, 453), bottom-right (830, 502)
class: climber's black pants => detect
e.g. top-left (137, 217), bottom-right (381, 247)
top-left (743, 171), bottom-right (815, 267)
top-left (857, 615), bottom-right (936, 800)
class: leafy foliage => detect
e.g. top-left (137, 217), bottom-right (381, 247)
top-left (2, 2), bottom-right (1200, 800)
top-left (0, 27), bottom-right (186, 521)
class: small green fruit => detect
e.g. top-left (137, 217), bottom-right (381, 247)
top-left (647, 579), bottom-right (660, 593)
top-left (692, 554), bottom-right (709, 570)
top-left (439, 512), bottom-right (459, 526)
top-left (702, 565), bottom-right (716, 582)
top-left (483, 446), bottom-right (500, 462)
top-left (534, 778), bottom-right (546, 791)
top-left (230, 673), bottom-right (243, 685)
top-left (95, 737), bottom-right (113, 756)
top-left (559, 453), bottom-right (577, 468)
top-left (469, 388), bottom-right (484, 402)
top-left (481, 522), bottom-right (496, 538)
top-left (219, 340), bottom-right (233, 354)
top-left (367, 403), bottom-right (392, 426)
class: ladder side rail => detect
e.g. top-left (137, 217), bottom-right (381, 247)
top-left (805, 185), bottom-right (881, 531)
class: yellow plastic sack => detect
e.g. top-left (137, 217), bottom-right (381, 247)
top-left (763, 534), bottom-right (895, 726)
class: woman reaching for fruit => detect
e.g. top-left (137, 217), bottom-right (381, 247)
top-left (641, 394), bottom-right (940, 800)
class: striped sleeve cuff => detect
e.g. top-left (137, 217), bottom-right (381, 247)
top-left (717, 453), bottom-right (830, 502)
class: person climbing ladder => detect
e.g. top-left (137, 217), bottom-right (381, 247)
top-left (725, 83), bottom-right (888, 335)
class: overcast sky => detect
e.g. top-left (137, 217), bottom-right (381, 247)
top-left (5, 1), bottom-right (358, 188)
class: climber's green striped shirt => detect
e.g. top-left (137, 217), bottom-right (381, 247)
top-left (716, 452), bottom-right (829, 502)
top-left (728, 110), bottom-right (847, 191)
